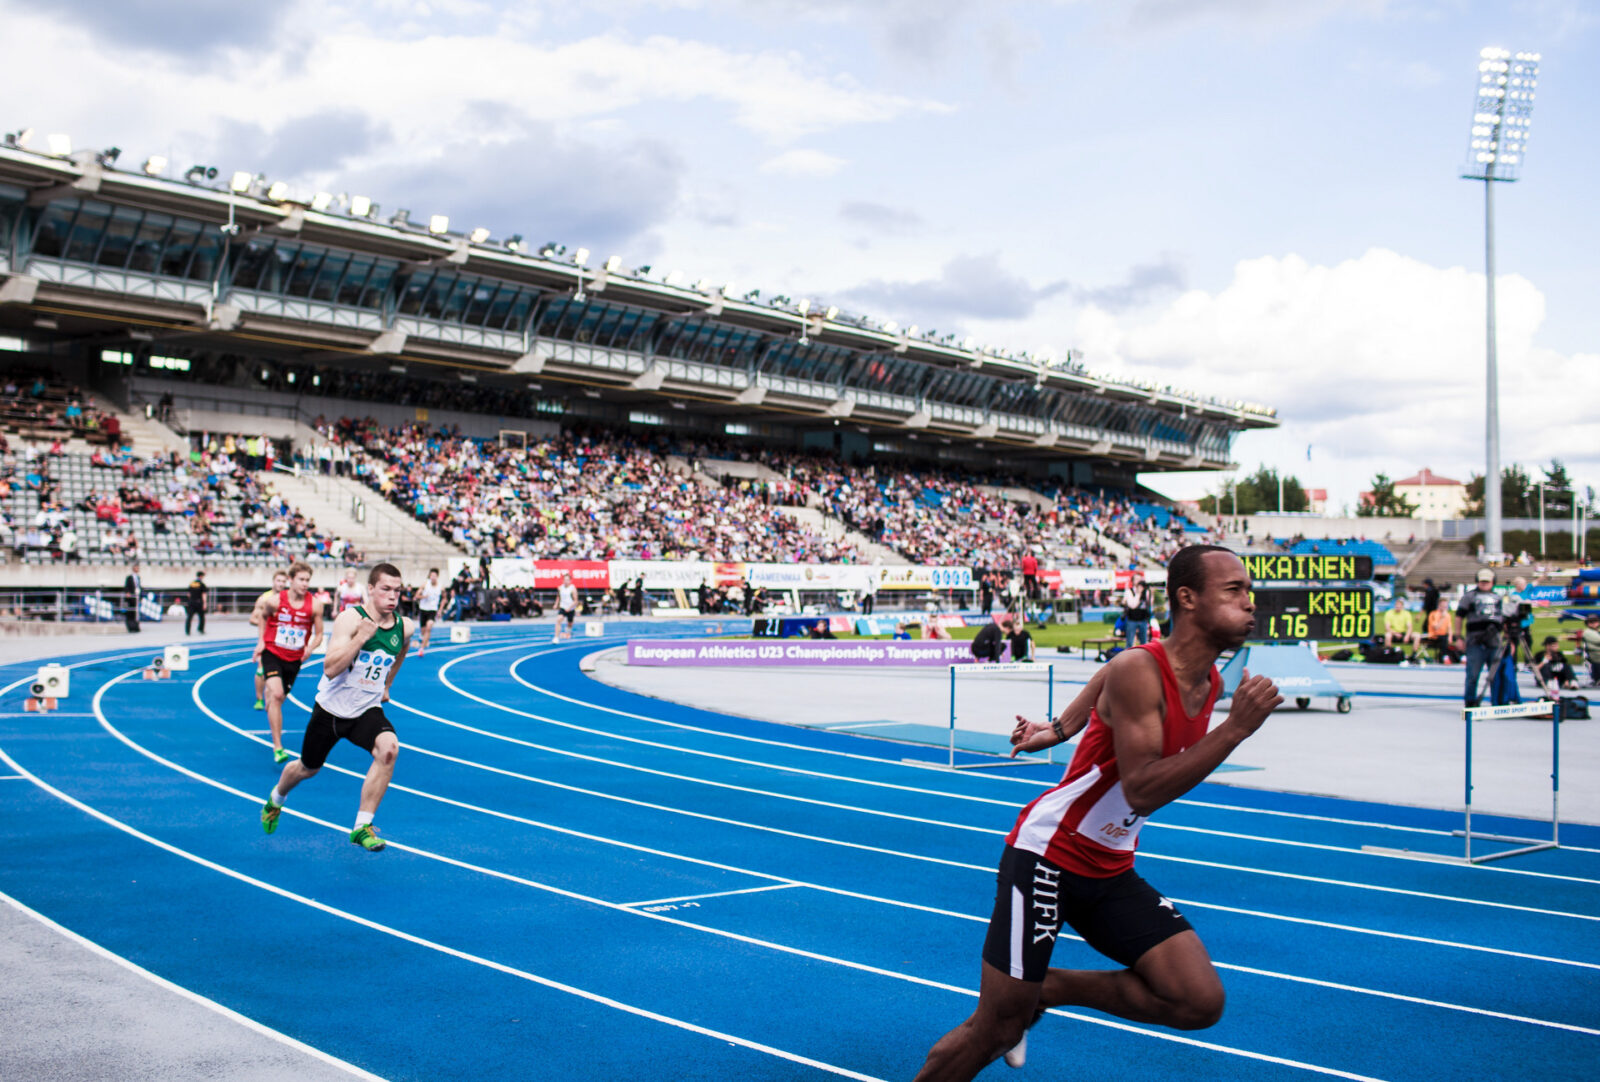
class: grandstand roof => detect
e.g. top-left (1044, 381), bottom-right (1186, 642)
top-left (0, 139), bottom-right (1276, 471)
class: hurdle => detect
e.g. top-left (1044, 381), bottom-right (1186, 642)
top-left (1457, 699), bottom-right (1561, 864)
top-left (924, 662), bottom-right (1057, 771)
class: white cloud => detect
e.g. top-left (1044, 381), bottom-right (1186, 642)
top-left (759, 148), bottom-right (847, 176)
top-left (1081, 249), bottom-right (1600, 511)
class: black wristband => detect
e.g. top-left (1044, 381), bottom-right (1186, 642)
top-left (1050, 717), bottom-right (1065, 740)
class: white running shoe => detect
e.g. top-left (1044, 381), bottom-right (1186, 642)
top-left (1003, 1032), bottom-right (1027, 1068)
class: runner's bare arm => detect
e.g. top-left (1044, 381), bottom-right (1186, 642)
top-left (1103, 652), bottom-right (1282, 816)
top-left (306, 607), bottom-right (326, 657)
top-left (322, 609), bottom-right (377, 677)
top-left (249, 590), bottom-right (273, 627)
top-left (1009, 666), bottom-right (1109, 756)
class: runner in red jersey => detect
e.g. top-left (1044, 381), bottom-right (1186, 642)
top-left (257, 561), bottom-right (325, 764)
top-left (913, 546), bottom-right (1282, 1080)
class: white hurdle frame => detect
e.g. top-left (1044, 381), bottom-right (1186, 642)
top-left (939, 662), bottom-right (1055, 771)
top-left (1457, 699), bottom-right (1561, 864)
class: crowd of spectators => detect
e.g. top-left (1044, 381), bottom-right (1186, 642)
top-left (307, 418), bottom-right (858, 563)
top-left (1, 371), bottom-right (123, 445)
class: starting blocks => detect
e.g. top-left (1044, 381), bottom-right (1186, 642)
top-left (142, 656), bottom-right (171, 681)
top-left (23, 697), bottom-right (58, 713)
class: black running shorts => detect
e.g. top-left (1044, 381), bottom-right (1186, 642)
top-left (419, 608), bottom-right (437, 627)
top-left (259, 652), bottom-right (303, 693)
top-left (300, 702), bottom-right (395, 771)
top-left (981, 846), bottom-right (1193, 980)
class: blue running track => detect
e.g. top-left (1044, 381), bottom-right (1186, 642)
top-left (1, 624), bottom-right (1596, 1081)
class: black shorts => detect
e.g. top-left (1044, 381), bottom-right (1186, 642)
top-left (259, 652), bottom-right (303, 693)
top-left (301, 702), bottom-right (395, 771)
top-left (559, 608), bottom-right (576, 625)
top-left (419, 608), bottom-right (437, 627)
top-left (981, 846), bottom-right (1193, 980)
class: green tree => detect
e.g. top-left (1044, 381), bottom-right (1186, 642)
top-left (1462, 464), bottom-right (1536, 517)
top-left (1204, 466), bottom-right (1307, 515)
top-left (1357, 472), bottom-right (1418, 518)
top-left (1538, 459), bottom-right (1575, 517)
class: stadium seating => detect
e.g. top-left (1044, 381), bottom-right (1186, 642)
top-left (1283, 538), bottom-right (1398, 567)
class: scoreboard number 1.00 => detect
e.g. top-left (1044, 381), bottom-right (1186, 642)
top-left (1249, 587), bottom-right (1374, 642)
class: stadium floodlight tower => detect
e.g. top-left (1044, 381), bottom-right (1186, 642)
top-left (1461, 46), bottom-right (1539, 559)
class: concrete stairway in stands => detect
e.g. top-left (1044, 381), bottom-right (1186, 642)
top-left (1405, 539), bottom-right (1484, 588)
top-left (265, 470), bottom-right (466, 572)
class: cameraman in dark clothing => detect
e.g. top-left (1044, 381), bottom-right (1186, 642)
top-left (971, 616), bottom-right (1007, 662)
top-left (1456, 568), bottom-right (1512, 707)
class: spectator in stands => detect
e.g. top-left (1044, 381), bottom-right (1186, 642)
top-left (1533, 637), bottom-right (1576, 691)
top-left (1020, 549), bottom-right (1039, 601)
top-left (1382, 598), bottom-right (1423, 659)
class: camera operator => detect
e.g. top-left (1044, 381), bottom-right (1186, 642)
top-left (1455, 568), bottom-right (1518, 707)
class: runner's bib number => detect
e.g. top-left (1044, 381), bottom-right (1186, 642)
top-left (273, 624), bottom-right (308, 650)
top-left (353, 649), bottom-right (395, 688)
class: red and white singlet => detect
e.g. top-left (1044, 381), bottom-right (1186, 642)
top-left (336, 581), bottom-right (364, 614)
top-left (1005, 642), bottom-right (1220, 877)
top-left (263, 590), bottom-right (315, 662)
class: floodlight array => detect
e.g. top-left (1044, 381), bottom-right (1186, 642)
top-left (1462, 47), bottom-right (1539, 181)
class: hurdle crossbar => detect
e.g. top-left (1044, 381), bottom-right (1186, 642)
top-left (938, 662), bottom-right (1055, 771)
top-left (1457, 699), bottom-right (1561, 864)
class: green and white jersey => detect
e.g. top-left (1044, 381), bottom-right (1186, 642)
top-left (315, 605), bottom-right (405, 718)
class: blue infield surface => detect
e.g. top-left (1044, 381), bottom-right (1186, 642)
top-left (1, 623), bottom-right (1596, 1081)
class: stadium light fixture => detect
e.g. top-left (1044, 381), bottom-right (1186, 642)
top-left (265, 180), bottom-right (290, 202)
top-left (310, 191), bottom-right (335, 212)
top-left (97, 146), bottom-right (121, 166)
top-left (229, 171), bottom-right (253, 193)
top-left (390, 208), bottom-right (411, 226)
top-left (664, 270), bottom-right (682, 286)
top-left (428, 214), bottom-right (450, 234)
top-left (142, 155), bottom-right (167, 176)
top-left (604, 254), bottom-right (622, 273)
top-left (469, 227), bottom-right (491, 243)
top-left (45, 133), bottom-right (71, 156)
top-left (1461, 45), bottom-right (1540, 558)
top-left (350, 195), bottom-right (374, 218)
top-left (184, 164), bottom-right (218, 184)
top-left (825, 305), bottom-right (838, 320)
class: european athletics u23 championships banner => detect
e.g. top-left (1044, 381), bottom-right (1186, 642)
top-left (627, 639), bottom-right (979, 666)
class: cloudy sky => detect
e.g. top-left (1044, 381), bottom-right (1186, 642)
top-left (6, 0), bottom-right (1597, 512)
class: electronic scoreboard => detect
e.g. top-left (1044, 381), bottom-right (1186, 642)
top-left (1250, 587), bottom-right (1374, 642)
top-left (1242, 554), bottom-right (1373, 583)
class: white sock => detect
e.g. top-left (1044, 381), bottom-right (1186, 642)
top-left (268, 788), bottom-right (284, 807)
top-left (354, 810), bottom-right (374, 829)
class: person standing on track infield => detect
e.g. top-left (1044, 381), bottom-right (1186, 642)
top-left (260, 563), bottom-right (412, 852)
top-left (256, 562), bottom-right (325, 764)
top-left (911, 545), bottom-right (1283, 1079)
top-left (555, 572), bottom-right (579, 641)
top-left (415, 567), bottom-right (442, 657)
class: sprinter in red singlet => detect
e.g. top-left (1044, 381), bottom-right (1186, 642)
top-left (912, 545), bottom-right (1283, 1080)
top-left (256, 560), bottom-right (325, 764)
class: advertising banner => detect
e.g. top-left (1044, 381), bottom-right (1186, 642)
top-left (627, 639), bottom-right (980, 667)
top-left (744, 563), bottom-right (878, 591)
top-left (461, 558), bottom-right (611, 589)
top-left (876, 566), bottom-right (975, 591)
top-left (609, 560), bottom-right (716, 589)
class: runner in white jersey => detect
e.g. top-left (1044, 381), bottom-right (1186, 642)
top-left (555, 572), bottom-right (579, 641)
top-left (260, 564), bottom-right (412, 852)
top-left (335, 567), bottom-right (364, 615)
top-left (415, 567), bottom-right (443, 657)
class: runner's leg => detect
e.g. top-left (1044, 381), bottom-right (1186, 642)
top-left (912, 962), bottom-right (1041, 1082)
top-left (1037, 930), bottom-right (1224, 1030)
top-left (358, 731), bottom-right (399, 816)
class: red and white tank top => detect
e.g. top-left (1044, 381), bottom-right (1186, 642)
top-left (263, 590), bottom-right (315, 662)
top-left (1005, 641), bottom-right (1220, 877)
top-left (337, 581), bottom-right (364, 614)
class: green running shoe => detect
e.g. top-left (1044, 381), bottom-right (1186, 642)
top-left (254, 698), bottom-right (264, 710)
top-left (273, 747), bottom-right (293, 764)
top-left (350, 825), bottom-right (386, 852)
top-left (260, 801), bottom-right (281, 834)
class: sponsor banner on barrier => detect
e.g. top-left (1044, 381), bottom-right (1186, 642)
top-left (458, 558), bottom-right (611, 589)
top-left (744, 563), bottom-right (878, 591)
top-left (1524, 584), bottom-right (1567, 604)
top-left (609, 560), bottom-right (716, 589)
top-left (854, 614), bottom-right (918, 635)
top-left (877, 565), bottom-right (974, 591)
top-left (627, 639), bottom-right (979, 666)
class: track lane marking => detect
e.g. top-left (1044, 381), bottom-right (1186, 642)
top-left (621, 884), bottom-right (803, 908)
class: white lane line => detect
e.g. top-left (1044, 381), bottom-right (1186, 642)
top-left (415, 667), bottom-right (1600, 922)
top-left (0, 745), bottom-right (888, 1082)
top-left (42, 671), bottom-right (1396, 1082)
top-left (0, 712), bottom-right (101, 718)
top-left (0, 773), bottom-right (29, 780)
top-left (67, 658), bottom-right (1600, 1051)
top-left (0, 888), bottom-right (387, 1080)
top-left (622, 884), bottom-right (803, 908)
top-left (501, 651), bottom-right (1600, 882)
top-left (444, 642), bottom-right (1600, 869)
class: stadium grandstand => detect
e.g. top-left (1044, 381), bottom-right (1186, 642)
top-left (0, 133), bottom-right (1276, 616)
